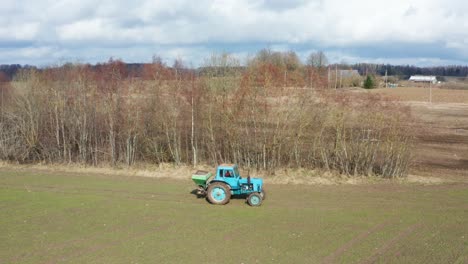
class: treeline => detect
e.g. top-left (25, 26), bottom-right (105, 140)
top-left (0, 52), bottom-right (412, 177)
top-left (3, 56), bottom-right (468, 82)
top-left (351, 63), bottom-right (468, 78)
top-left (0, 64), bottom-right (37, 81)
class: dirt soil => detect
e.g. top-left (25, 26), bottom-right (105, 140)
top-left (373, 86), bottom-right (468, 104)
top-left (371, 87), bottom-right (468, 181)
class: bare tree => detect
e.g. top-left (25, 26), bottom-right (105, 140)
top-left (307, 51), bottom-right (328, 68)
top-left (0, 53), bottom-right (413, 178)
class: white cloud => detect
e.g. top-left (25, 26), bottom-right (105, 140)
top-left (0, 22), bottom-right (39, 41)
top-left (0, 0), bottom-right (468, 65)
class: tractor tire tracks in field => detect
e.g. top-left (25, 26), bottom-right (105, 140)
top-left (321, 221), bottom-right (391, 264)
top-left (45, 221), bottom-right (174, 264)
top-left (0, 183), bottom-right (199, 205)
top-left (362, 222), bottom-right (422, 264)
top-left (321, 221), bottom-right (422, 264)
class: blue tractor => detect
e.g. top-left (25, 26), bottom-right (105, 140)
top-left (192, 164), bottom-right (265, 206)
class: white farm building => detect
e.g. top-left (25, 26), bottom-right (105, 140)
top-left (409, 75), bottom-right (437, 84)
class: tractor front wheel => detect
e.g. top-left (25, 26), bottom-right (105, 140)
top-left (247, 192), bottom-right (263, 206)
top-left (260, 189), bottom-right (266, 200)
top-left (207, 182), bottom-right (231, 205)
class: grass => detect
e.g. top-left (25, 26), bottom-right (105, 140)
top-left (1, 168), bottom-right (467, 264)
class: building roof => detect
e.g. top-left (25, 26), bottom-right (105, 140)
top-left (339, 70), bottom-right (360, 78)
top-left (409, 75), bottom-right (437, 82)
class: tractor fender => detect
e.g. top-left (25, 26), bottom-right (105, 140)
top-left (207, 180), bottom-right (232, 190)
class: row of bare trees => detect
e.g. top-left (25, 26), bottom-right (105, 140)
top-left (0, 51), bottom-right (413, 178)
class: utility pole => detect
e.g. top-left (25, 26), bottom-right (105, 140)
top-left (335, 65), bottom-right (338, 90)
top-left (339, 70), bottom-right (343, 88)
top-left (429, 78), bottom-right (433, 104)
top-left (328, 66), bottom-right (330, 89)
top-left (385, 70), bottom-right (388, 88)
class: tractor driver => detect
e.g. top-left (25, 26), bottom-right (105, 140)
top-left (225, 171), bottom-right (232, 177)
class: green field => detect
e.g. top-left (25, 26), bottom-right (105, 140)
top-left (1, 168), bottom-right (467, 264)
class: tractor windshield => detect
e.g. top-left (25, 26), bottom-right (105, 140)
top-left (234, 167), bottom-right (240, 177)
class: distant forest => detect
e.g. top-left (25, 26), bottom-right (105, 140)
top-left (1, 62), bottom-right (468, 81)
top-left (350, 63), bottom-right (468, 78)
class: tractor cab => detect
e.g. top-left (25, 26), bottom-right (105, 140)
top-left (214, 164), bottom-right (241, 188)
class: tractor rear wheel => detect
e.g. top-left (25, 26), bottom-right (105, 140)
top-left (247, 192), bottom-right (263, 206)
top-left (207, 182), bottom-right (231, 205)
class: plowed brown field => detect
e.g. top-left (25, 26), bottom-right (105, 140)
top-left (372, 87), bottom-right (468, 181)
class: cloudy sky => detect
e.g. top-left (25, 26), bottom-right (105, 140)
top-left (1, 0), bottom-right (468, 66)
